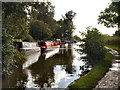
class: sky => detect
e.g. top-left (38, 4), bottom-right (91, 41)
top-left (49, 0), bottom-right (117, 36)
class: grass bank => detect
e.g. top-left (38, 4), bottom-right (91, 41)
top-left (104, 36), bottom-right (120, 53)
top-left (68, 52), bottom-right (112, 90)
top-left (106, 45), bottom-right (120, 53)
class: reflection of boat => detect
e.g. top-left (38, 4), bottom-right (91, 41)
top-left (23, 52), bottom-right (41, 69)
top-left (60, 43), bottom-right (68, 48)
top-left (41, 48), bottom-right (60, 60)
top-left (38, 41), bottom-right (60, 51)
top-left (24, 69), bottom-right (39, 88)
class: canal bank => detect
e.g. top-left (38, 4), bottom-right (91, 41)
top-left (68, 50), bottom-right (113, 89)
top-left (68, 47), bottom-right (120, 89)
top-left (93, 48), bottom-right (120, 89)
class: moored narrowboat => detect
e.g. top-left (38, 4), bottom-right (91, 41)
top-left (38, 41), bottom-right (60, 51)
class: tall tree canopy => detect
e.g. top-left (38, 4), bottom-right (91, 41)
top-left (2, 2), bottom-right (30, 74)
top-left (29, 20), bottom-right (52, 40)
top-left (28, 2), bottom-right (59, 39)
top-left (98, 2), bottom-right (120, 28)
top-left (2, 2), bottom-right (30, 39)
top-left (54, 10), bottom-right (76, 40)
top-left (63, 10), bottom-right (76, 40)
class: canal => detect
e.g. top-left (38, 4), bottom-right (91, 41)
top-left (3, 44), bottom-right (90, 89)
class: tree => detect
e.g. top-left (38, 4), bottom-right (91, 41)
top-left (55, 10), bottom-right (76, 40)
top-left (53, 19), bottom-right (66, 40)
top-left (81, 27), bottom-right (106, 66)
top-left (62, 10), bottom-right (76, 40)
top-left (2, 2), bottom-right (30, 75)
top-left (72, 35), bottom-right (81, 41)
top-left (2, 2), bottom-right (30, 40)
top-left (98, 2), bottom-right (120, 28)
top-left (29, 20), bottom-right (52, 40)
top-left (28, 2), bottom-right (59, 39)
top-left (114, 30), bottom-right (120, 36)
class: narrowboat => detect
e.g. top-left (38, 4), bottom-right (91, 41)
top-left (38, 41), bottom-right (60, 51)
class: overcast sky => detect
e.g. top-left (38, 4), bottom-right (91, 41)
top-left (49, 0), bottom-right (117, 36)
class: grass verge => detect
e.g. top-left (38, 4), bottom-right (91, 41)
top-left (68, 52), bottom-right (112, 90)
top-left (106, 45), bottom-right (120, 53)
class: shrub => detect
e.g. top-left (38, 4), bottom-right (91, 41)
top-left (2, 30), bottom-right (27, 76)
top-left (106, 36), bottom-right (120, 46)
top-left (23, 34), bottom-right (35, 42)
top-left (81, 27), bottom-right (106, 66)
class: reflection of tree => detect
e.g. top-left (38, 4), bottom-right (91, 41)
top-left (27, 45), bottom-right (76, 88)
top-left (64, 49), bottom-right (74, 74)
top-left (79, 62), bottom-right (91, 77)
top-left (56, 45), bottom-right (75, 74)
top-left (2, 66), bottom-right (27, 88)
top-left (28, 56), bottom-right (55, 88)
top-left (75, 45), bottom-right (93, 76)
top-left (81, 54), bottom-right (101, 67)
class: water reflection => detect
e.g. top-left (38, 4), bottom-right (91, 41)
top-left (23, 52), bottom-right (41, 69)
top-left (41, 48), bottom-right (60, 60)
top-left (24, 69), bottom-right (39, 88)
top-left (25, 44), bottom-right (86, 88)
top-left (2, 66), bottom-right (27, 88)
top-left (3, 44), bottom-right (90, 89)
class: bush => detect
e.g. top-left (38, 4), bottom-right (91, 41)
top-left (2, 30), bottom-right (27, 76)
top-left (23, 34), bottom-right (35, 42)
top-left (106, 36), bottom-right (120, 46)
top-left (81, 27), bottom-right (106, 66)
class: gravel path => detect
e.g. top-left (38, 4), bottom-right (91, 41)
top-left (93, 48), bottom-right (120, 90)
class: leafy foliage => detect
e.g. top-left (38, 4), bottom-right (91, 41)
top-left (53, 19), bottom-right (67, 40)
top-left (62, 10), bottom-right (76, 40)
top-left (2, 2), bottom-right (29, 75)
top-left (102, 34), bottom-right (120, 46)
top-left (23, 34), bottom-right (35, 42)
top-left (114, 30), bottom-right (120, 36)
top-left (81, 27), bottom-right (106, 65)
top-left (28, 2), bottom-right (59, 39)
top-left (72, 35), bottom-right (81, 41)
top-left (98, 2), bottom-right (120, 28)
top-left (2, 29), bottom-right (26, 75)
top-left (29, 20), bottom-right (52, 40)
top-left (54, 10), bottom-right (76, 40)
top-left (2, 2), bottom-right (29, 40)
top-left (36, 2), bottom-right (59, 35)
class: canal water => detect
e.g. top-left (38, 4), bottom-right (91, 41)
top-left (3, 44), bottom-right (90, 89)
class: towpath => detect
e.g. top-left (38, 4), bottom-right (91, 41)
top-left (93, 47), bottom-right (120, 90)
